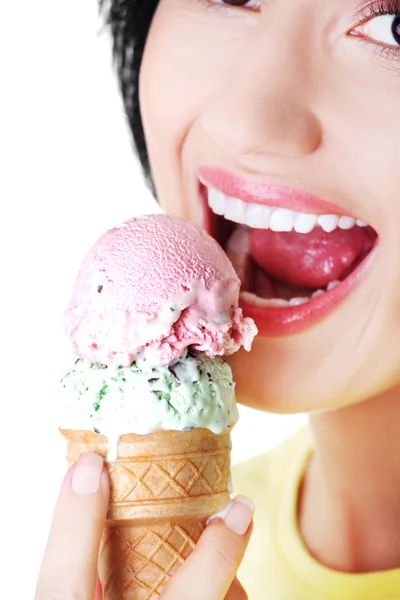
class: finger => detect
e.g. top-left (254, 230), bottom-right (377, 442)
top-left (94, 576), bottom-right (103, 600)
top-left (35, 453), bottom-right (110, 600)
top-left (225, 577), bottom-right (248, 600)
top-left (161, 495), bottom-right (254, 600)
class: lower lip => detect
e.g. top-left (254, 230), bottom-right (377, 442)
top-left (241, 251), bottom-right (375, 336)
top-left (199, 182), bottom-right (376, 337)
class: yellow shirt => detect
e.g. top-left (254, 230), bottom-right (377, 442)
top-left (233, 428), bottom-right (400, 600)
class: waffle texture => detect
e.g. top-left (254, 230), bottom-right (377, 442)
top-left (61, 428), bottom-right (232, 599)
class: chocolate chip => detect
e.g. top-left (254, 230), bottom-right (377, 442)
top-left (168, 364), bottom-right (180, 381)
top-left (186, 347), bottom-right (202, 365)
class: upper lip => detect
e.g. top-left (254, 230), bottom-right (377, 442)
top-left (198, 166), bottom-right (362, 219)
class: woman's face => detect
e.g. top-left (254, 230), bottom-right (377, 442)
top-left (139, 0), bottom-right (400, 413)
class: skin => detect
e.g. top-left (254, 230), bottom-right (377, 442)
top-left (35, 453), bottom-right (253, 600)
top-left (138, 0), bottom-right (400, 574)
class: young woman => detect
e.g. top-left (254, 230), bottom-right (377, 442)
top-left (35, 1), bottom-right (400, 598)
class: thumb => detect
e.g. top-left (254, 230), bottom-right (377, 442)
top-left (161, 496), bottom-right (254, 600)
top-left (35, 452), bottom-right (109, 600)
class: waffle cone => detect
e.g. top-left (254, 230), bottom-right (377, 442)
top-left (60, 428), bottom-right (232, 599)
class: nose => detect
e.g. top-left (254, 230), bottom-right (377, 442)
top-left (203, 30), bottom-right (322, 159)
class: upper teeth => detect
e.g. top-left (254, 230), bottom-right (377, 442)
top-left (207, 188), bottom-right (367, 233)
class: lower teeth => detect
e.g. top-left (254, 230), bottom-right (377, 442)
top-left (310, 279), bottom-right (340, 300)
top-left (242, 279), bottom-right (341, 307)
top-left (289, 297), bottom-right (309, 306)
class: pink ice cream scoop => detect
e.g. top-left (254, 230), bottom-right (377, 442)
top-left (64, 214), bottom-right (257, 367)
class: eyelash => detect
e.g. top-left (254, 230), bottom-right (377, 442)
top-left (355, 0), bottom-right (400, 60)
top-left (195, 0), bottom-right (259, 13)
top-left (358, 0), bottom-right (400, 20)
top-left (197, 0), bottom-right (400, 14)
top-left (196, 0), bottom-right (400, 59)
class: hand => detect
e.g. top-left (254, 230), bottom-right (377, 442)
top-left (35, 452), bottom-right (109, 600)
top-left (161, 495), bottom-right (254, 600)
top-left (35, 452), bottom-right (254, 600)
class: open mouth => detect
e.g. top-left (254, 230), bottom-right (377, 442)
top-left (198, 167), bottom-right (379, 336)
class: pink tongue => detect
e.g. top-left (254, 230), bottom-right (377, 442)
top-left (249, 226), bottom-right (376, 289)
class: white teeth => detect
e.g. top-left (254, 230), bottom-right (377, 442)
top-left (264, 298), bottom-right (291, 307)
top-left (338, 216), bottom-right (356, 230)
top-left (242, 279), bottom-right (343, 308)
top-left (206, 188), bottom-right (367, 234)
top-left (326, 280), bottom-right (340, 291)
top-left (317, 214), bottom-right (339, 233)
top-left (245, 203), bottom-right (272, 229)
top-left (294, 212), bottom-right (318, 234)
top-left (289, 297), bottom-right (309, 306)
top-left (269, 208), bottom-right (294, 232)
top-left (223, 197), bottom-right (247, 224)
top-left (208, 188), bottom-right (226, 216)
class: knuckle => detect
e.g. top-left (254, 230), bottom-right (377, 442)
top-left (212, 543), bottom-right (240, 571)
top-left (204, 526), bottom-right (245, 570)
top-left (199, 523), bottom-right (246, 573)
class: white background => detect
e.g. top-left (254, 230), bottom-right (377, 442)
top-left (2, 2), bottom-right (305, 597)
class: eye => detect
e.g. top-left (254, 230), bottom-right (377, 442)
top-left (354, 13), bottom-right (400, 47)
top-left (212, 0), bottom-right (260, 8)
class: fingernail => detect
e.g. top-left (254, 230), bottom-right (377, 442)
top-left (206, 500), bottom-right (233, 525)
top-left (71, 452), bottom-right (104, 495)
top-left (223, 495), bottom-right (255, 535)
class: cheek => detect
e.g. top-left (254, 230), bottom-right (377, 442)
top-left (139, 9), bottom-right (208, 168)
top-left (139, 15), bottom-right (197, 211)
top-left (138, 3), bottom-right (240, 210)
top-left (321, 64), bottom-right (400, 223)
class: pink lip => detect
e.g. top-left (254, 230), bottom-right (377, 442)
top-left (239, 253), bottom-right (374, 336)
top-left (198, 166), bottom-right (358, 217)
top-left (197, 167), bottom-right (377, 337)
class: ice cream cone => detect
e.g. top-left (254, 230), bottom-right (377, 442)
top-left (60, 428), bottom-right (232, 600)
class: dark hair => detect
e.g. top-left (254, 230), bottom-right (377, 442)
top-left (99, 0), bottom-right (159, 195)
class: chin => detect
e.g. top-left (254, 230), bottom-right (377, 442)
top-left (225, 341), bottom-right (340, 414)
top-left (226, 333), bottom-right (400, 415)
